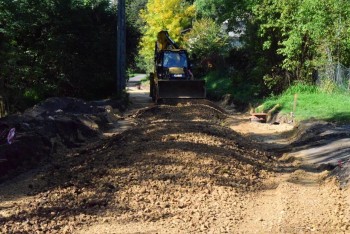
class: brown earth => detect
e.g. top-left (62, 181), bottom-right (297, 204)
top-left (0, 83), bottom-right (350, 233)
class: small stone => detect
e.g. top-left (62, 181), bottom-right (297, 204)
top-left (62, 225), bottom-right (71, 234)
top-left (140, 188), bottom-right (147, 194)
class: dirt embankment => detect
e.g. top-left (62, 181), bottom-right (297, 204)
top-left (0, 101), bottom-right (349, 233)
top-left (0, 97), bottom-right (126, 179)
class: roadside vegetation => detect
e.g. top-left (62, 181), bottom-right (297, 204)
top-left (0, 0), bottom-right (142, 115)
top-left (1, 0), bottom-right (350, 122)
top-left (136, 0), bottom-right (350, 122)
top-left (258, 83), bottom-right (350, 122)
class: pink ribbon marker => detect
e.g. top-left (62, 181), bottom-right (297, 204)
top-left (7, 128), bottom-right (15, 144)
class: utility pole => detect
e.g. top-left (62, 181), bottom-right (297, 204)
top-left (116, 0), bottom-right (126, 94)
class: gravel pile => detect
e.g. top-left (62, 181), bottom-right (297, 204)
top-left (0, 103), bottom-right (275, 233)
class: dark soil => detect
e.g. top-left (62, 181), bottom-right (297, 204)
top-left (0, 97), bottom-right (125, 180)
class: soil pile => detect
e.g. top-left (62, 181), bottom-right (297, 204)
top-left (286, 121), bottom-right (350, 181)
top-left (0, 97), bottom-right (124, 179)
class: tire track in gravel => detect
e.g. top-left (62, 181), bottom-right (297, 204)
top-left (237, 169), bottom-right (350, 233)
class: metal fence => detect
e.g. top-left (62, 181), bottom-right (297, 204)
top-left (317, 62), bottom-right (350, 90)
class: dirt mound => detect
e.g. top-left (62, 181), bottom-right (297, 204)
top-left (0, 97), bottom-right (123, 179)
top-left (0, 103), bottom-right (275, 233)
top-left (290, 121), bottom-right (336, 146)
top-left (277, 120), bottom-right (350, 186)
top-left (24, 97), bottom-right (126, 117)
top-left (333, 162), bottom-right (350, 188)
top-left (134, 103), bottom-right (227, 124)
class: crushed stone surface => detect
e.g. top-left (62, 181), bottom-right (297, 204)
top-left (0, 102), bottom-right (349, 233)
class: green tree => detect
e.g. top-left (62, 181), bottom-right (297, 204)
top-left (184, 18), bottom-right (229, 72)
top-left (0, 0), bottom-right (137, 113)
top-left (194, 0), bottom-right (251, 28)
top-left (254, 0), bottom-right (350, 82)
top-left (194, 0), bottom-right (224, 19)
top-left (139, 0), bottom-right (195, 72)
top-left (126, 0), bottom-right (148, 71)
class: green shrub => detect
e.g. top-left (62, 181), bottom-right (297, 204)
top-left (203, 70), bottom-right (232, 100)
top-left (284, 83), bottom-right (318, 95)
top-left (318, 78), bottom-right (338, 94)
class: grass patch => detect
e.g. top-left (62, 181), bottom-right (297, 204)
top-left (258, 83), bottom-right (350, 123)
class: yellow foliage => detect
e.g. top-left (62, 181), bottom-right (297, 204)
top-left (139, 0), bottom-right (195, 71)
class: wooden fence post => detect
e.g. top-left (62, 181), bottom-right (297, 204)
top-left (0, 96), bottom-right (5, 118)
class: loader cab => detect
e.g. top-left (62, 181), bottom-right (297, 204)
top-left (163, 51), bottom-right (188, 68)
top-left (156, 50), bottom-right (192, 80)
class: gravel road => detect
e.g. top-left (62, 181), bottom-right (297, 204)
top-left (0, 97), bottom-right (349, 233)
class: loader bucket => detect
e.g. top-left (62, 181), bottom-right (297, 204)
top-left (157, 80), bottom-right (206, 99)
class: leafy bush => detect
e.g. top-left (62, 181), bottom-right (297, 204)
top-left (184, 18), bottom-right (229, 72)
top-left (203, 69), bottom-right (263, 108)
top-left (0, 0), bottom-right (124, 112)
top-left (318, 78), bottom-right (338, 94)
top-left (203, 70), bottom-right (232, 100)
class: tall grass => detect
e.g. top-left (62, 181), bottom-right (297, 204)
top-left (259, 83), bottom-right (350, 122)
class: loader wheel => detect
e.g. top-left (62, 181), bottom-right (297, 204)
top-left (155, 98), bottom-right (162, 104)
